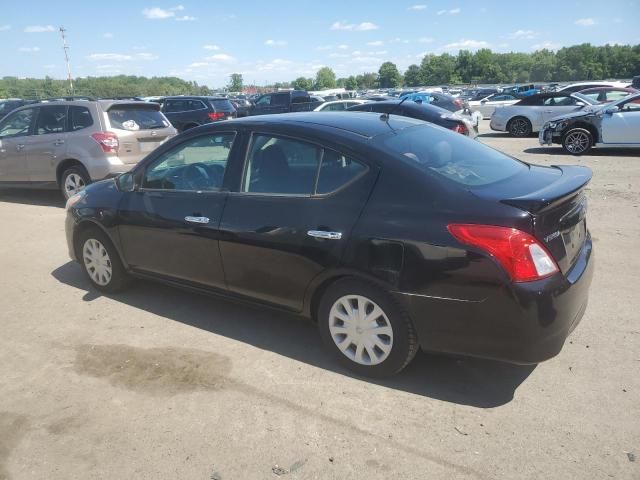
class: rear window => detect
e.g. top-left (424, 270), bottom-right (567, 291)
top-left (107, 105), bottom-right (169, 130)
top-left (211, 99), bottom-right (234, 111)
top-left (379, 125), bottom-right (527, 187)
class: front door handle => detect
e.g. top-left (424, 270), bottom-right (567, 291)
top-left (54, 139), bottom-right (65, 146)
top-left (185, 216), bottom-right (210, 224)
top-left (16, 144), bottom-right (25, 151)
top-left (307, 230), bottom-right (342, 240)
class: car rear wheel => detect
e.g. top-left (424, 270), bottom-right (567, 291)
top-left (318, 278), bottom-right (418, 377)
top-left (507, 117), bottom-right (532, 137)
top-left (79, 228), bottom-right (130, 293)
top-left (61, 166), bottom-right (90, 200)
top-left (562, 128), bottom-right (593, 155)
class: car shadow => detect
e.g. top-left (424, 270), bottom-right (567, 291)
top-left (524, 147), bottom-right (640, 157)
top-left (52, 261), bottom-right (536, 408)
top-left (0, 188), bottom-right (64, 208)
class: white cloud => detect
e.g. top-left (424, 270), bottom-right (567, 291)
top-left (205, 53), bottom-right (235, 62)
top-left (142, 6), bottom-right (187, 20)
top-left (437, 8), bottom-right (460, 15)
top-left (87, 52), bottom-right (158, 62)
top-left (329, 53), bottom-right (349, 58)
top-left (390, 38), bottom-right (410, 44)
top-left (441, 39), bottom-right (489, 50)
top-left (316, 45), bottom-right (332, 51)
top-left (203, 44), bottom-right (220, 50)
top-left (330, 21), bottom-right (379, 31)
top-left (575, 18), bottom-right (596, 26)
top-left (409, 4), bottom-right (427, 10)
top-left (103, 32), bottom-right (113, 39)
top-left (136, 52), bottom-right (159, 60)
top-left (509, 29), bottom-right (537, 39)
top-left (265, 39), bottom-right (288, 47)
top-left (19, 47), bottom-right (40, 53)
top-left (372, 50), bottom-right (388, 55)
top-left (175, 15), bottom-right (196, 21)
top-left (338, 44), bottom-right (348, 49)
top-left (418, 37), bottom-right (433, 43)
top-left (367, 40), bottom-right (384, 46)
top-left (531, 41), bottom-right (561, 50)
top-left (188, 62), bottom-right (209, 68)
top-left (0, 25), bottom-right (11, 32)
top-left (24, 25), bottom-right (55, 33)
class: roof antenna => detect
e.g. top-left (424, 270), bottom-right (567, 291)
top-left (380, 96), bottom-right (408, 121)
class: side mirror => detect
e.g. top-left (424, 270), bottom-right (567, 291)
top-left (575, 101), bottom-right (586, 107)
top-left (117, 172), bottom-right (136, 192)
top-left (605, 106), bottom-right (620, 115)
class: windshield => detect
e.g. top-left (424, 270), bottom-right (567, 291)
top-left (107, 105), bottom-right (169, 130)
top-left (379, 125), bottom-right (527, 186)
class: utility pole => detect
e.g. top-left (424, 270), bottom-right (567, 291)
top-left (59, 26), bottom-right (74, 94)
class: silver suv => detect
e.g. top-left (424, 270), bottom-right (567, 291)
top-left (0, 99), bottom-right (177, 198)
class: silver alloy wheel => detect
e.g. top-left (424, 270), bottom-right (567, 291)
top-left (82, 238), bottom-right (113, 286)
top-left (564, 131), bottom-right (590, 154)
top-left (64, 173), bottom-right (86, 198)
top-left (328, 295), bottom-right (393, 366)
top-left (510, 118), bottom-right (530, 136)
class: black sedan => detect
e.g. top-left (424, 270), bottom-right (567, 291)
top-left (65, 112), bottom-right (594, 377)
top-left (347, 100), bottom-right (477, 138)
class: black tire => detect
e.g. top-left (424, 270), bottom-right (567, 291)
top-left (60, 165), bottom-right (90, 200)
top-left (562, 128), bottom-right (593, 155)
top-left (318, 278), bottom-right (418, 377)
top-left (507, 116), bottom-right (532, 137)
top-left (78, 227), bottom-right (131, 293)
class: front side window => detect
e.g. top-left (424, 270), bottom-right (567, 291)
top-left (108, 106), bottom-right (169, 131)
top-left (256, 95), bottom-right (271, 106)
top-left (619, 97), bottom-right (640, 112)
top-left (35, 106), bottom-right (67, 135)
top-left (185, 100), bottom-right (206, 111)
top-left (0, 108), bottom-right (34, 138)
top-left (543, 95), bottom-right (576, 106)
top-left (142, 133), bottom-right (235, 191)
top-left (163, 100), bottom-right (184, 113)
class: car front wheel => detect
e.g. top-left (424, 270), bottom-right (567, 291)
top-left (79, 228), bottom-right (130, 293)
top-left (562, 128), bottom-right (593, 155)
top-left (318, 278), bottom-right (418, 377)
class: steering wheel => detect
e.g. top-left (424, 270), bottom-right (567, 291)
top-left (181, 163), bottom-right (211, 190)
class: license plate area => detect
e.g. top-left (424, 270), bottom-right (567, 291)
top-left (139, 141), bottom-right (160, 152)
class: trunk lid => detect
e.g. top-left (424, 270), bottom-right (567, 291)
top-left (473, 165), bottom-right (592, 274)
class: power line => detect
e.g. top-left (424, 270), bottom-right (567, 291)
top-left (59, 26), bottom-right (74, 94)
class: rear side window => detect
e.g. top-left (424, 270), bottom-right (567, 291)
top-left (380, 125), bottom-right (526, 187)
top-left (185, 99), bottom-right (206, 111)
top-left (211, 99), bottom-right (234, 111)
top-left (107, 106), bottom-right (169, 131)
top-left (35, 106), bottom-right (67, 135)
top-left (273, 94), bottom-right (290, 106)
top-left (69, 106), bottom-right (94, 131)
top-left (316, 151), bottom-right (367, 194)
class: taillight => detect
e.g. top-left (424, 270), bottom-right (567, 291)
top-left (91, 132), bottom-right (119, 153)
top-left (208, 112), bottom-right (225, 121)
top-left (451, 123), bottom-right (468, 135)
top-left (453, 98), bottom-right (463, 108)
top-left (447, 224), bottom-right (559, 282)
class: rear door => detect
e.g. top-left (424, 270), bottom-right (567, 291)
top-left (24, 105), bottom-right (68, 182)
top-left (539, 95), bottom-right (583, 128)
top-left (600, 97), bottom-right (640, 144)
top-left (118, 131), bottom-right (237, 289)
top-left (0, 108), bottom-right (35, 182)
top-left (105, 103), bottom-right (174, 165)
top-left (219, 132), bottom-right (375, 310)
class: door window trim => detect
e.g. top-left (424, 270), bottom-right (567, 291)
top-left (138, 131), bottom-right (237, 194)
top-left (236, 131), bottom-right (370, 198)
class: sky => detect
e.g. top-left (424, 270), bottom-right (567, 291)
top-left (1, 0), bottom-right (639, 87)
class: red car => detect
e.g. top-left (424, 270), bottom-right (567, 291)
top-left (578, 87), bottom-right (638, 104)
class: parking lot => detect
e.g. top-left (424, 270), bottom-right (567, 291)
top-left (0, 121), bottom-right (638, 480)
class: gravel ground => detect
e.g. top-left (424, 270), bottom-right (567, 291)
top-left (0, 121), bottom-right (638, 480)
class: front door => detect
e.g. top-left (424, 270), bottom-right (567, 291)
top-left (0, 108), bottom-right (35, 182)
top-left (24, 105), bottom-right (68, 182)
top-left (219, 133), bottom-right (375, 311)
top-left (117, 131), bottom-right (237, 289)
top-left (601, 98), bottom-right (640, 144)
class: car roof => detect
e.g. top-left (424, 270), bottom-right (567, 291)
top-left (578, 87), bottom-right (637, 93)
top-left (225, 111), bottom-right (424, 139)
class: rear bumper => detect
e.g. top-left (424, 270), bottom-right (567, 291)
top-left (397, 235), bottom-right (594, 364)
top-left (88, 159), bottom-right (134, 181)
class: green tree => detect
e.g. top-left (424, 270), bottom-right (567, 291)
top-left (314, 67), bottom-right (337, 89)
top-left (291, 77), bottom-right (312, 90)
top-left (228, 73), bottom-right (243, 92)
top-left (344, 75), bottom-right (358, 90)
top-left (403, 64), bottom-right (422, 86)
top-left (378, 62), bottom-right (402, 88)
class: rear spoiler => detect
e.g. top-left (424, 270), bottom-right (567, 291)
top-left (501, 165), bottom-right (592, 213)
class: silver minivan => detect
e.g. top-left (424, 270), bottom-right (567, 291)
top-left (0, 99), bottom-right (177, 198)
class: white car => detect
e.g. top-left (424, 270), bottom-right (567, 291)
top-left (490, 92), bottom-right (598, 137)
top-left (556, 81), bottom-right (630, 93)
top-left (313, 100), bottom-right (368, 112)
top-left (468, 93), bottom-right (521, 119)
top-left (540, 92), bottom-right (640, 154)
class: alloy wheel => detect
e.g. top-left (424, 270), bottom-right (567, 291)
top-left (564, 131), bottom-right (590, 154)
top-left (328, 295), bottom-right (394, 366)
top-left (510, 118), bottom-right (530, 136)
top-left (83, 238), bottom-right (113, 286)
top-left (65, 173), bottom-right (86, 197)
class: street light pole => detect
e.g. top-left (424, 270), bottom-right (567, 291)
top-left (59, 26), bottom-right (74, 94)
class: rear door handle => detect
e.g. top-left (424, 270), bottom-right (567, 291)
top-left (307, 230), bottom-right (342, 240)
top-left (16, 144), bottom-right (25, 151)
top-left (54, 139), bottom-right (65, 146)
top-left (185, 216), bottom-right (210, 224)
